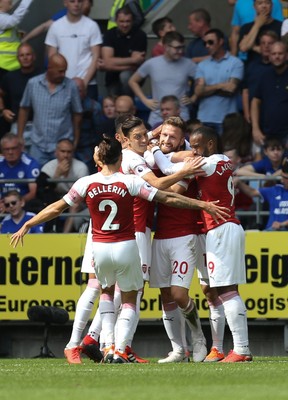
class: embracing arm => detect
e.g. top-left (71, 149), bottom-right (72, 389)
top-left (142, 155), bottom-right (204, 189)
top-left (154, 190), bottom-right (230, 223)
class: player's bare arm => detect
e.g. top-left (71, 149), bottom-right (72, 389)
top-left (155, 191), bottom-right (230, 223)
top-left (10, 199), bottom-right (69, 248)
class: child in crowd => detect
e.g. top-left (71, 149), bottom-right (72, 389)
top-left (102, 95), bottom-right (116, 120)
top-left (151, 16), bottom-right (176, 57)
top-left (235, 136), bottom-right (286, 181)
top-left (0, 190), bottom-right (43, 233)
top-left (236, 158), bottom-right (288, 231)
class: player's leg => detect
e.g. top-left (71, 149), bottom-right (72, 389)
top-left (93, 242), bottom-right (118, 363)
top-left (64, 226), bottom-right (101, 365)
top-left (158, 286), bottom-right (188, 363)
top-left (196, 234), bottom-right (225, 362)
top-left (98, 286), bottom-right (116, 363)
top-left (81, 306), bottom-right (103, 362)
top-left (202, 284), bottom-right (225, 362)
top-left (112, 240), bottom-right (144, 363)
top-left (65, 222), bottom-right (102, 363)
top-left (150, 238), bottom-right (187, 363)
top-left (170, 234), bottom-right (207, 362)
top-left (206, 224), bottom-right (252, 362)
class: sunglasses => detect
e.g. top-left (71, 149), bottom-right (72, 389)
top-left (204, 40), bottom-right (215, 46)
top-left (4, 200), bottom-right (18, 208)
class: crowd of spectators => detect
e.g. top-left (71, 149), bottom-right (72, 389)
top-left (1, 0), bottom-right (288, 232)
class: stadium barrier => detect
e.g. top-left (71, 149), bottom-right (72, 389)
top-left (0, 231), bottom-right (287, 321)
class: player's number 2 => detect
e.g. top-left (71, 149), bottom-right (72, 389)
top-left (99, 200), bottom-right (120, 230)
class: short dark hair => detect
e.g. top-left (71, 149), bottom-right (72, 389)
top-left (115, 113), bottom-right (133, 132)
top-left (192, 125), bottom-right (223, 153)
top-left (152, 17), bottom-right (173, 37)
top-left (190, 9), bottom-right (211, 25)
top-left (258, 30), bottom-right (279, 42)
top-left (162, 116), bottom-right (186, 135)
top-left (116, 5), bottom-right (133, 20)
top-left (121, 116), bottom-right (144, 137)
top-left (98, 135), bottom-right (122, 165)
top-left (56, 138), bottom-right (74, 147)
top-left (186, 118), bottom-right (203, 135)
top-left (204, 28), bottom-right (224, 41)
top-left (160, 95), bottom-right (180, 107)
top-left (163, 31), bottom-right (184, 46)
top-left (263, 136), bottom-right (285, 149)
top-left (3, 189), bottom-right (22, 200)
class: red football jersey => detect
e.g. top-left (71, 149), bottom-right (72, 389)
top-left (63, 172), bottom-right (157, 242)
top-left (196, 154), bottom-right (240, 231)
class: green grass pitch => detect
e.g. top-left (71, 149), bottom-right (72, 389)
top-left (0, 357), bottom-right (287, 400)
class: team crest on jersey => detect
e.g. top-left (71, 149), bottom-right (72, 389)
top-left (18, 171), bottom-right (25, 179)
top-left (31, 168), bottom-right (40, 177)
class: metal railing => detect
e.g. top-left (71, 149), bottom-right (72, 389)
top-left (0, 175), bottom-right (281, 224)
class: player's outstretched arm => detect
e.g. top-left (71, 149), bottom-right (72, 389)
top-left (154, 191), bottom-right (229, 223)
top-left (10, 199), bottom-right (69, 248)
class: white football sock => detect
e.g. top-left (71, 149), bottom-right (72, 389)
top-left (113, 284), bottom-right (122, 343)
top-left (99, 293), bottom-right (116, 347)
top-left (219, 291), bottom-right (250, 355)
top-left (162, 302), bottom-right (185, 352)
top-left (126, 289), bottom-right (142, 347)
top-left (114, 283), bottom-right (122, 315)
top-left (115, 303), bottom-right (136, 353)
top-left (87, 307), bottom-right (101, 342)
top-left (207, 298), bottom-right (225, 353)
top-left (180, 298), bottom-right (206, 342)
top-left (66, 279), bottom-right (100, 348)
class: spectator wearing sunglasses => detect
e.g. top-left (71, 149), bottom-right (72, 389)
top-left (0, 190), bottom-right (43, 233)
top-left (194, 28), bottom-right (244, 135)
top-left (0, 132), bottom-right (40, 213)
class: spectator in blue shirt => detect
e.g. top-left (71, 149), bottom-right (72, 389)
top-left (235, 136), bottom-right (286, 179)
top-left (0, 189), bottom-right (43, 233)
top-left (236, 157), bottom-right (288, 230)
top-left (0, 132), bottom-right (40, 212)
top-left (17, 53), bottom-right (83, 167)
